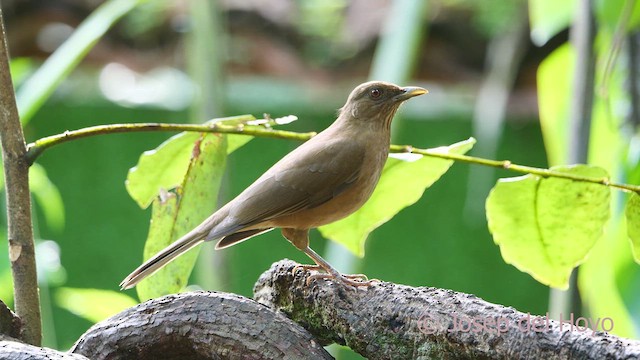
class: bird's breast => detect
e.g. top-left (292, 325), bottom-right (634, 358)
top-left (270, 143), bottom-right (388, 229)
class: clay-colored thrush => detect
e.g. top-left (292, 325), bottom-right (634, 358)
top-left (120, 81), bottom-right (427, 289)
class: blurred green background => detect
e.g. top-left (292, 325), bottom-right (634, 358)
top-left (1, 0), bottom-right (638, 358)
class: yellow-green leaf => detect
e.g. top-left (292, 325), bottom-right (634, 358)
top-left (319, 138), bottom-right (475, 257)
top-left (625, 192), bottom-right (640, 263)
top-left (136, 134), bottom-right (227, 301)
top-left (537, 43), bottom-right (573, 167)
top-left (486, 165), bottom-right (610, 289)
top-left (126, 131), bottom-right (198, 209)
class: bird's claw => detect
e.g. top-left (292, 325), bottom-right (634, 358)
top-left (306, 273), bottom-right (376, 287)
top-left (292, 264), bottom-right (376, 287)
top-left (292, 264), bottom-right (323, 275)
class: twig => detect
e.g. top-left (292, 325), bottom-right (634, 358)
top-left (389, 144), bottom-right (640, 193)
top-left (0, 8), bottom-right (42, 346)
top-left (25, 120), bottom-right (640, 194)
top-left (25, 121), bottom-right (317, 164)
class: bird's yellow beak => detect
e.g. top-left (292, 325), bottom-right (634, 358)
top-left (395, 86), bottom-right (428, 101)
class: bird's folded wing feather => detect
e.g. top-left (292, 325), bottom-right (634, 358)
top-left (229, 140), bottom-right (366, 227)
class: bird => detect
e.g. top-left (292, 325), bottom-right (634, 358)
top-left (120, 81), bottom-right (427, 289)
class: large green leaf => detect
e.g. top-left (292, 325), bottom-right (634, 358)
top-left (55, 287), bottom-right (137, 323)
top-left (625, 192), bottom-right (640, 263)
top-left (319, 138), bottom-right (475, 257)
top-left (126, 116), bottom-right (255, 209)
top-left (486, 165), bottom-right (610, 289)
top-left (136, 134), bottom-right (227, 301)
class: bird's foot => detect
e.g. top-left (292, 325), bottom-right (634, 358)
top-left (307, 272), bottom-right (376, 287)
top-left (293, 264), bottom-right (376, 287)
top-left (295, 246), bottom-right (378, 287)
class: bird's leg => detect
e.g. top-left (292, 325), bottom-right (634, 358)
top-left (282, 228), bottom-right (373, 287)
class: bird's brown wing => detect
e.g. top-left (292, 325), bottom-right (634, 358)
top-left (215, 140), bottom-right (366, 245)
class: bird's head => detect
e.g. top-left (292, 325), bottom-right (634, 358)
top-left (339, 81), bottom-right (427, 130)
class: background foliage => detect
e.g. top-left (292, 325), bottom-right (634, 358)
top-left (1, 0), bottom-right (639, 358)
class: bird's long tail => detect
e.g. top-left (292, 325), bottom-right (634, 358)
top-left (119, 225), bottom-right (210, 290)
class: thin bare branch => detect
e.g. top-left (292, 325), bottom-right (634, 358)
top-left (25, 120), bottom-right (316, 163)
top-left (0, 7), bottom-right (41, 346)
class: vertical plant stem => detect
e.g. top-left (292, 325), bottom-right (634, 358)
top-left (567, 0), bottom-right (596, 163)
top-left (549, 0), bottom-right (596, 320)
top-left (0, 8), bottom-right (42, 345)
top-left (187, 0), bottom-right (229, 291)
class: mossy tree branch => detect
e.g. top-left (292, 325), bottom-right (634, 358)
top-left (70, 292), bottom-right (331, 359)
top-left (254, 260), bottom-right (640, 359)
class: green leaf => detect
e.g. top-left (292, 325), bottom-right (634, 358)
top-left (319, 138), bottom-right (475, 257)
top-left (16, 0), bottom-right (146, 124)
top-left (528, 0), bottom-right (575, 46)
top-left (625, 192), bottom-right (640, 263)
top-left (126, 116), bottom-right (255, 209)
top-left (126, 131), bottom-right (200, 209)
top-left (537, 43), bottom-right (573, 167)
top-left (55, 287), bottom-right (137, 323)
top-left (136, 133), bottom-right (227, 301)
top-left (29, 163), bottom-right (65, 232)
top-left (486, 165), bottom-right (611, 289)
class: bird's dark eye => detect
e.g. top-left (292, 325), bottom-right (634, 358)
top-left (369, 88), bottom-right (383, 100)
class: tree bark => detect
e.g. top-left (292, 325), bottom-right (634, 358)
top-left (1, 261), bottom-right (639, 359)
top-left (70, 291), bottom-right (332, 360)
top-left (0, 300), bottom-right (21, 339)
top-left (0, 338), bottom-right (89, 360)
top-left (253, 260), bottom-right (640, 359)
top-left (0, 7), bottom-right (41, 346)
